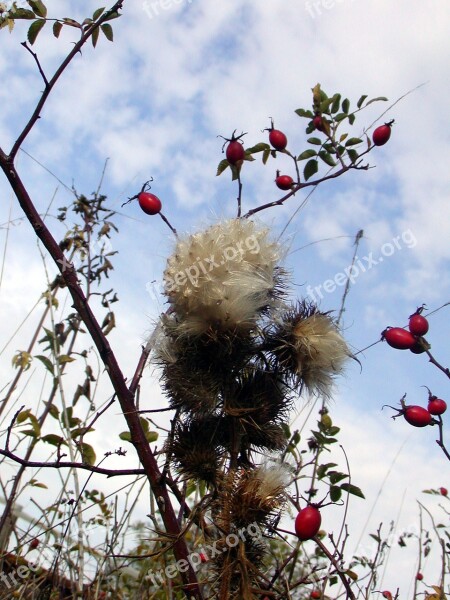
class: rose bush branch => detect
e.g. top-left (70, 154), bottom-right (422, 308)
top-left (0, 5), bottom-right (203, 597)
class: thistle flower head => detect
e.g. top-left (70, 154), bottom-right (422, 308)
top-left (230, 462), bottom-right (289, 527)
top-left (272, 303), bottom-right (351, 398)
top-left (163, 219), bottom-right (284, 336)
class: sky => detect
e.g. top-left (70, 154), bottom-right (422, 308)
top-left (1, 0), bottom-right (450, 595)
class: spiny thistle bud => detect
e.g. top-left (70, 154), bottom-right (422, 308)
top-left (270, 303), bottom-right (351, 398)
top-left (165, 418), bottom-right (224, 485)
top-left (163, 219), bottom-right (284, 336)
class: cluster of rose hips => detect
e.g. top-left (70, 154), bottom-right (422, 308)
top-left (381, 307), bottom-right (430, 354)
top-left (385, 389), bottom-right (447, 428)
top-left (223, 114), bottom-right (394, 194)
top-left (132, 116), bottom-right (394, 217)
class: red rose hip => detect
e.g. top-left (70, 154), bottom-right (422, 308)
top-left (372, 121), bottom-right (394, 146)
top-left (408, 313), bottom-right (429, 336)
top-left (428, 396), bottom-right (447, 416)
top-left (226, 140), bottom-right (245, 164)
top-left (382, 327), bottom-right (416, 350)
top-left (295, 505), bottom-right (322, 541)
top-left (269, 129), bottom-right (288, 151)
top-left (138, 192), bottom-right (162, 215)
top-left (275, 174), bottom-right (294, 191)
top-left (404, 405), bottom-right (432, 428)
top-left (313, 115), bottom-right (324, 131)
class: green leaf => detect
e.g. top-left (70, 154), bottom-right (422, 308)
top-left (318, 151), bottom-right (337, 167)
top-left (303, 159), bottom-right (318, 181)
top-left (119, 431), bottom-right (132, 443)
top-left (139, 417), bottom-right (149, 433)
top-left (62, 407), bottom-right (80, 428)
top-left (91, 26), bottom-right (100, 47)
top-left (93, 7), bottom-right (105, 20)
top-left (246, 142), bottom-right (270, 154)
top-left (327, 426), bottom-right (341, 436)
top-left (101, 23), bottom-right (113, 41)
top-left (340, 483), bottom-right (365, 499)
top-left (341, 98), bottom-right (350, 113)
top-left (345, 137), bottom-right (363, 147)
top-left (330, 93), bottom-right (341, 114)
top-left (27, 18), bottom-right (45, 44)
top-left (11, 8), bottom-right (36, 19)
top-left (216, 158), bottom-right (229, 176)
top-left (339, 133), bottom-right (348, 142)
top-left (357, 94), bottom-right (368, 109)
top-left (42, 434), bottom-right (66, 446)
top-left (330, 485), bottom-right (342, 502)
top-left (27, 0), bottom-right (47, 18)
top-left (306, 137), bottom-right (322, 146)
top-left (20, 429), bottom-right (37, 438)
top-left (317, 462), bottom-right (338, 480)
top-left (262, 147), bottom-right (271, 165)
top-left (62, 17), bottom-right (81, 28)
top-left (28, 414), bottom-right (41, 437)
top-left (29, 480), bottom-right (48, 489)
top-left (230, 163), bottom-right (241, 181)
top-left (53, 20), bottom-right (62, 37)
top-left (348, 113), bottom-right (356, 125)
top-left (70, 427), bottom-right (94, 439)
top-left (334, 113), bottom-right (347, 123)
top-left (79, 443), bottom-right (96, 466)
top-left (58, 354), bottom-right (75, 364)
top-left (295, 108), bottom-right (314, 119)
top-left (298, 149), bottom-right (317, 160)
top-left (146, 431), bottom-right (158, 443)
top-left (366, 96), bottom-right (388, 106)
top-left (103, 10), bottom-right (121, 21)
top-left (312, 430), bottom-right (327, 445)
top-left (329, 471), bottom-right (348, 484)
top-left (320, 99), bottom-right (332, 114)
top-left (347, 149), bottom-right (359, 164)
top-left (17, 410), bottom-right (30, 424)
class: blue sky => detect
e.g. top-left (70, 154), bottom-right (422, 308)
top-left (1, 0), bottom-right (450, 592)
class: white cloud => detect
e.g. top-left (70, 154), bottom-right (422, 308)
top-left (1, 0), bottom-right (450, 592)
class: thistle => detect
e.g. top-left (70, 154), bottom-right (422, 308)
top-left (163, 218), bottom-right (284, 336)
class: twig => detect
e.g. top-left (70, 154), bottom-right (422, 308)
top-left (236, 171), bottom-right (243, 218)
top-left (8, 1), bottom-right (125, 160)
top-left (337, 229), bottom-right (364, 326)
top-left (435, 416), bottom-right (450, 462)
top-left (243, 156), bottom-right (370, 219)
top-left (313, 536), bottom-right (356, 600)
top-left (0, 448), bottom-right (145, 476)
top-left (159, 211), bottom-right (178, 237)
top-left (5, 406), bottom-right (24, 450)
top-left (425, 348), bottom-right (450, 380)
top-left (20, 41), bottom-right (49, 86)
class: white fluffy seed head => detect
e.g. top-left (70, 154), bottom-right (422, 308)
top-left (249, 462), bottom-right (290, 501)
top-left (163, 219), bottom-right (283, 335)
top-left (292, 313), bottom-right (350, 398)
